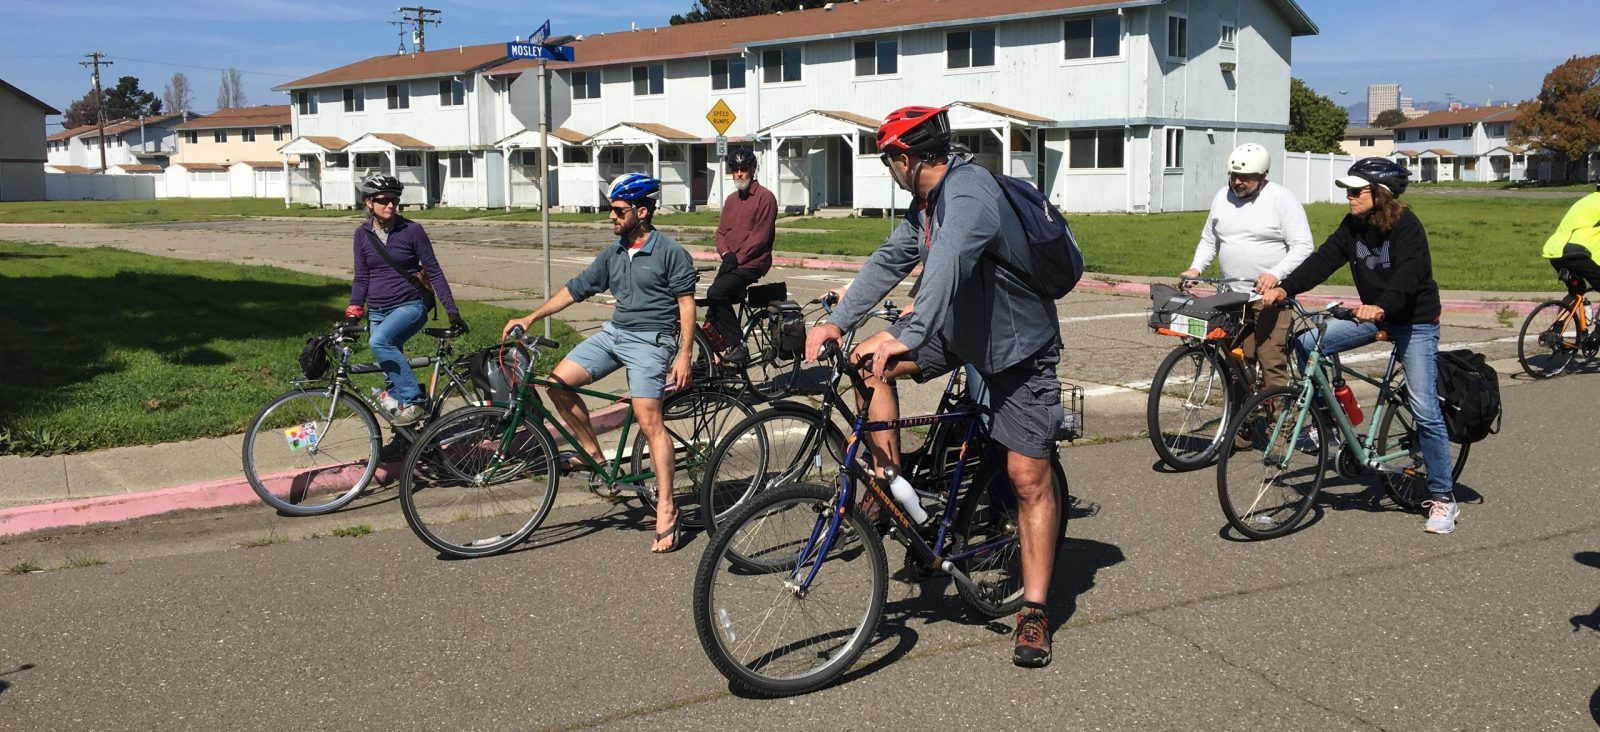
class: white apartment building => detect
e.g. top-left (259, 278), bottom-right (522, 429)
top-left (45, 115), bottom-right (185, 170)
top-left (1388, 105), bottom-right (1528, 182)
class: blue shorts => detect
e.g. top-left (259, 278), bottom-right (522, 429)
top-left (561, 322), bottom-right (679, 399)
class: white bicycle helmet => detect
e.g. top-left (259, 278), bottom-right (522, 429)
top-left (1227, 143), bottom-right (1271, 175)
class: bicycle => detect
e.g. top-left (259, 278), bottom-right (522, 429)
top-left (1215, 301), bottom-right (1469, 539)
top-left (1146, 276), bottom-right (1264, 471)
top-left (396, 328), bottom-right (754, 558)
top-left (690, 342), bottom-right (1080, 697)
top-left (698, 280), bottom-right (812, 399)
top-left (1517, 267), bottom-right (1600, 379)
top-left (240, 322), bottom-right (479, 516)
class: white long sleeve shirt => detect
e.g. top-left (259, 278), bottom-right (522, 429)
top-left (1188, 181), bottom-right (1314, 288)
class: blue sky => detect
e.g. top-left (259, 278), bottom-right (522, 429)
top-left (2, 0), bottom-right (1591, 129)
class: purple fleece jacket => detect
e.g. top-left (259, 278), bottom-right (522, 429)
top-left (349, 216), bottom-right (459, 315)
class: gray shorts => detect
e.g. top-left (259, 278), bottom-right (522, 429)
top-left (562, 322), bottom-right (678, 400)
top-left (887, 325), bottom-right (1064, 459)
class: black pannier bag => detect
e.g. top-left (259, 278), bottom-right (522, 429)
top-left (299, 335), bottom-right (333, 380)
top-left (1148, 284), bottom-right (1252, 339)
top-left (768, 301), bottom-right (806, 360)
top-left (467, 344), bottom-right (534, 407)
top-left (1435, 349), bottom-right (1501, 444)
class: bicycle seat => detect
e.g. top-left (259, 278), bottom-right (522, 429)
top-left (422, 327), bottom-right (461, 339)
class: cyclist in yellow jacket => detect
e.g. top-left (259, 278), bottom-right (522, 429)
top-left (1542, 185), bottom-right (1600, 291)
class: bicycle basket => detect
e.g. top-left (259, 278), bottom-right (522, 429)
top-left (768, 301), bottom-right (806, 360)
top-left (298, 335), bottom-right (333, 380)
top-left (467, 344), bottom-right (534, 407)
top-left (746, 281), bottom-right (788, 309)
top-left (1148, 285), bottom-right (1250, 339)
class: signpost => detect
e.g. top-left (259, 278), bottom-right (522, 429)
top-left (511, 21), bottom-right (577, 338)
top-left (715, 136), bottom-right (728, 158)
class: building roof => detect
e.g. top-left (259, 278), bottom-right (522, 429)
top-left (952, 101), bottom-right (1052, 124)
top-left (488, 0), bottom-right (1316, 75)
top-left (1342, 126), bottom-right (1387, 138)
top-left (235, 160), bottom-right (285, 168)
top-left (111, 164), bottom-right (163, 172)
top-left (812, 110), bottom-right (881, 128)
top-left (176, 162), bottom-right (229, 171)
top-left (1391, 105), bottom-right (1520, 129)
top-left (81, 114), bottom-right (185, 139)
top-left (172, 105), bottom-right (291, 130)
top-left (1394, 149), bottom-right (1421, 157)
top-left (276, 44), bottom-right (512, 91)
top-left (370, 132), bottom-right (431, 148)
top-left (0, 77), bottom-right (60, 115)
top-left (47, 164), bottom-right (93, 173)
top-left (1420, 148), bottom-right (1456, 157)
top-left (47, 123), bottom-right (99, 142)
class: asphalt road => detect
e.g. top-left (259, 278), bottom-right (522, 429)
top-left (1, 370), bottom-right (1596, 730)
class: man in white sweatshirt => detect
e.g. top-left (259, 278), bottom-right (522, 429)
top-left (1181, 143), bottom-right (1313, 392)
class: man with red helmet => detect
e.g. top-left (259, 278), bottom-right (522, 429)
top-left (804, 105), bottom-right (1065, 668)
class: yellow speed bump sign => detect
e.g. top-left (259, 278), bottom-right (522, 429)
top-left (706, 99), bottom-right (737, 136)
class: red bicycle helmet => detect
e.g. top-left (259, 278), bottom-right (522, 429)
top-left (876, 105), bottom-right (952, 158)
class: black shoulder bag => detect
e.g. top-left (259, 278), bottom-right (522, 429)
top-left (362, 227), bottom-right (438, 320)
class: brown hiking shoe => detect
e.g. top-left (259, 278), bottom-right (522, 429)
top-left (1012, 605), bottom-right (1052, 668)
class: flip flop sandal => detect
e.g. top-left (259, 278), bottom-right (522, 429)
top-left (651, 520), bottom-right (683, 554)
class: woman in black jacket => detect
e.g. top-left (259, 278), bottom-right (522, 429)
top-left (1259, 157), bottom-right (1459, 534)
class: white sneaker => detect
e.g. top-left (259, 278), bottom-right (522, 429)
top-left (392, 403), bottom-right (429, 426)
top-left (1422, 499), bottom-right (1460, 534)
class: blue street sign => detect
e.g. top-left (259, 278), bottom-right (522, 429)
top-left (530, 20), bottom-right (550, 45)
top-left (506, 42), bottom-right (574, 62)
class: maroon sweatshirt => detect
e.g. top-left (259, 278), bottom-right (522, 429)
top-left (714, 179), bottom-right (776, 275)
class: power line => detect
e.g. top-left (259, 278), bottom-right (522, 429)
top-left (80, 51), bottom-right (112, 173)
top-left (106, 54), bottom-right (297, 78)
top-left (391, 6), bottom-right (442, 54)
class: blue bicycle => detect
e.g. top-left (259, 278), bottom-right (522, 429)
top-left (690, 343), bottom-right (1079, 696)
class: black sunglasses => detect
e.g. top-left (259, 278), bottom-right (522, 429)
top-left (608, 205), bottom-right (633, 217)
top-left (371, 196), bottom-right (399, 205)
top-left (1344, 187), bottom-right (1369, 198)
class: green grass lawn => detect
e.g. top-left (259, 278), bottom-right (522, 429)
top-left (0, 241), bottom-right (581, 456)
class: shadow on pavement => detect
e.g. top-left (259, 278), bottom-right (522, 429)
top-left (0, 663), bottom-right (37, 697)
top-left (1572, 551), bottom-right (1600, 635)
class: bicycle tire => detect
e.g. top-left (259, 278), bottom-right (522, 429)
top-left (744, 312), bottom-right (802, 400)
top-left (692, 481), bottom-right (886, 698)
top-left (1517, 299), bottom-right (1579, 379)
top-left (698, 403), bottom-right (848, 535)
top-left (631, 389), bottom-right (755, 529)
top-left (1216, 386), bottom-right (1327, 539)
top-left (241, 389), bottom-right (380, 516)
top-left (1148, 344), bottom-right (1236, 471)
top-left (950, 455), bottom-right (1069, 618)
top-left (398, 406), bottom-right (560, 558)
top-left (1376, 396), bottom-right (1471, 511)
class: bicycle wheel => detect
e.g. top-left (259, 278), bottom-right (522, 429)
top-left (1376, 397), bottom-right (1471, 511)
top-left (699, 404), bottom-right (847, 534)
top-left (242, 388), bottom-right (380, 516)
top-left (950, 455), bottom-right (1069, 618)
top-left (1518, 299), bottom-right (1579, 379)
top-left (631, 389), bottom-right (754, 528)
top-left (692, 481), bottom-right (887, 697)
top-left (1216, 386), bottom-right (1327, 539)
top-left (398, 406), bottom-right (560, 558)
top-left (1148, 344), bottom-right (1236, 471)
top-left (744, 313), bottom-right (801, 400)
top-left (429, 369), bottom-right (484, 420)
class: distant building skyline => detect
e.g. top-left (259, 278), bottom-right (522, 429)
top-left (1366, 83), bottom-right (1400, 124)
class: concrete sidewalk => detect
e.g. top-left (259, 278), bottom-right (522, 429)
top-left (0, 226), bottom-right (1552, 537)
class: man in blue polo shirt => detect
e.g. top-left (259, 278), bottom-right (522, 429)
top-left (502, 174), bottom-right (698, 553)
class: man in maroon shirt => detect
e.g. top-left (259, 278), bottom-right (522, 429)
top-left (706, 146), bottom-right (776, 364)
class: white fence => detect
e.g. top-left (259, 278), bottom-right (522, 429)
top-left (45, 173), bottom-right (157, 201)
top-left (1278, 151), bottom-right (1358, 205)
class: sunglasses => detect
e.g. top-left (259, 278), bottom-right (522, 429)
top-left (371, 197), bottom-right (399, 206)
top-left (608, 205), bottom-right (633, 217)
top-left (1345, 187), bottom-right (1369, 198)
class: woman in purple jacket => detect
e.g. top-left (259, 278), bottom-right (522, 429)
top-left (343, 173), bottom-right (467, 426)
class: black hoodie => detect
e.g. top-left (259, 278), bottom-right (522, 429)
top-left (1279, 208), bottom-right (1442, 324)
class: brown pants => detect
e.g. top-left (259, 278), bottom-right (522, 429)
top-left (1237, 302), bottom-right (1291, 391)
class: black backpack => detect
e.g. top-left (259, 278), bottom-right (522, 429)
top-left (1435, 349), bottom-right (1502, 444)
top-left (933, 164), bottom-right (1084, 300)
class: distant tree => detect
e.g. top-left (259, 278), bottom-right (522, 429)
top-left (216, 67), bottom-right (247, 110)
top-left (1286, 78), bottom-right (1348, 154)
top-left (1511, 54), bottom-right (1600, 182)
top-left (1371, 108), bottom-right (1409, 128)
top-left (61, 90), bottom-right (100, 129)
top-left (670, 0), bottom-right (798, 25)
top-left (102, 75), bottom-right (162, 119)
top-left (162, 72), bottom-right (193, 115)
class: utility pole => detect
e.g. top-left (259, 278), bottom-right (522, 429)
top-left (81, 51), bottom-right (112, 173)
top-left (392, 7), bottom-right (441, 53)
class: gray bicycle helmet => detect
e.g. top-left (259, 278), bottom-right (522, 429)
top-left (358, 172), bottom-right (404, 198)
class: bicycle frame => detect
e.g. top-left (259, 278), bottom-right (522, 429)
top-left (292, 329), bottom-right (476, 434)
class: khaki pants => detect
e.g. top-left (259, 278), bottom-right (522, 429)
top-left (1237, 302), bottom-right (1291, 391)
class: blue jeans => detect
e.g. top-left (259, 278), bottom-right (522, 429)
top-left (1294, 319), bottom-right (1453, 497)
top-left (368, 300), bottom-right (429, 406)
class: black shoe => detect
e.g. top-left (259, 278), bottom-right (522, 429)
top-left (722, 343), bottom-right (750, 365)
top-left (1012, 604), bottom-right (1052, 668)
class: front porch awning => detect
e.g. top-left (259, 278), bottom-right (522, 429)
top-left (1393, 149), bottom-right (1421, 158)
top-left (756, 109), bottom-right (878, 142)
top-left (1484, 145), bottom-right (1526, 156)
top-left (496, 127), bottom-right (588, 149)
top-left (1420, 148), bottom-right (1455, 158)
top-left (278, 136), bottom-right (348, 155)
top-left (344, 132), bottom-right (432, 153)
top-left (947, 101), bottom-right (1051, 129)
top-left (585, 122), bottom-right (699, 147)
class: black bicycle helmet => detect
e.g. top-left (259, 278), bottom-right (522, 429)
top-left (358, 172), bottom-right (404, 198)
top-left (1339, 157), bottom-right (1411, 197)
top-left (726, 146), bottom-right (757, 172)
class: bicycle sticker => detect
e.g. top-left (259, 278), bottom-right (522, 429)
top-left (1170, 314), bottom-right (1207, 338)
top-left (284, 422), bottom-right (320, 451)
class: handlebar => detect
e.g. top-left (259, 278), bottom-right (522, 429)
top-left (506, 324), bottom-right (560, 350)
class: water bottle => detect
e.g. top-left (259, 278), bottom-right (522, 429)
top-left (881, 467), bottom-right (928, 524)
top-left (372, 387), bottom-right (399, 416)
top-left (1333, 383), bottom-right (1362, 426)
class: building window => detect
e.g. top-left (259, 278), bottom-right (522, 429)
top-left (632, 64), bottom-right (664, 96)
top-left (1437, 127), bottom-right (1449, 139)
top-left (183, 130), bottom-right (199, 144)
top-left (1461, 124), bottom-right (1474, 137)
top-left (438, 78), bottom-right (465, 107)
top-left (710, 57), bottom-right (746, 90)
top-left (1360, 137), bottom-right (1375, 147)
top-left (779, 139), bottom-right (805, 159)
top-left (343, 87), bottom-right (364, 113)
top-left (762, 47), bottom-right (802, 84)
top-left (213, 130), bottom-right (228, 143)
top-left (1068, 129), bottom-right (1124, 169)
top-left (447, 152), bottom-right (474, 179)
top-left (296, 91), bottom-right (317, 115)
top-left (1164, 128), bottom-right (1183, 168)
top-left (1487, 123), bottom-right (1507, 137)
top-left (563, 147), bottom-right (591, 164)
top-left (387, 83), bottom-right (410, 110)
top-left (854, 38), bottom-right (898, 77)
top-left (353, 153), bottom-right (385, 169)
top-left (571, 71), bottom-right (601, 100)
top-left (946, 28), bottom-right (995, 69)
top-left (1419, 128), bottom-right (1430, 141)
top-left (1166, 14), bottom-right (1188, 59)
top-left (858, 133), bottom-right (880, 156)
top-left (1009, 128), bottom-right (1033, 153)
top-left (325, 153), bottom-right (348, 168)
top-left (241, 129), bottom-right (256, 142)
top-left (954, 133), bottom-right (984, 154)
top-left (1064, 14), bottom-right (1120, 60)
top-left (273, 128), bottom-right (284, 142)
top-left (397, 152), bottom-right (421, 167)
top-left (1219, 21), bottom-right (1237, 49)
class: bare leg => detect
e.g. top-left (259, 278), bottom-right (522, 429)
top-left (632, 396), bottom-right (678, 551)
top-left (545, 360), bottom-right (604, 465)
top-left (850, 332), bottom-right (920, 476)
top-left (1006, 450), bottom-right (1057, 605)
